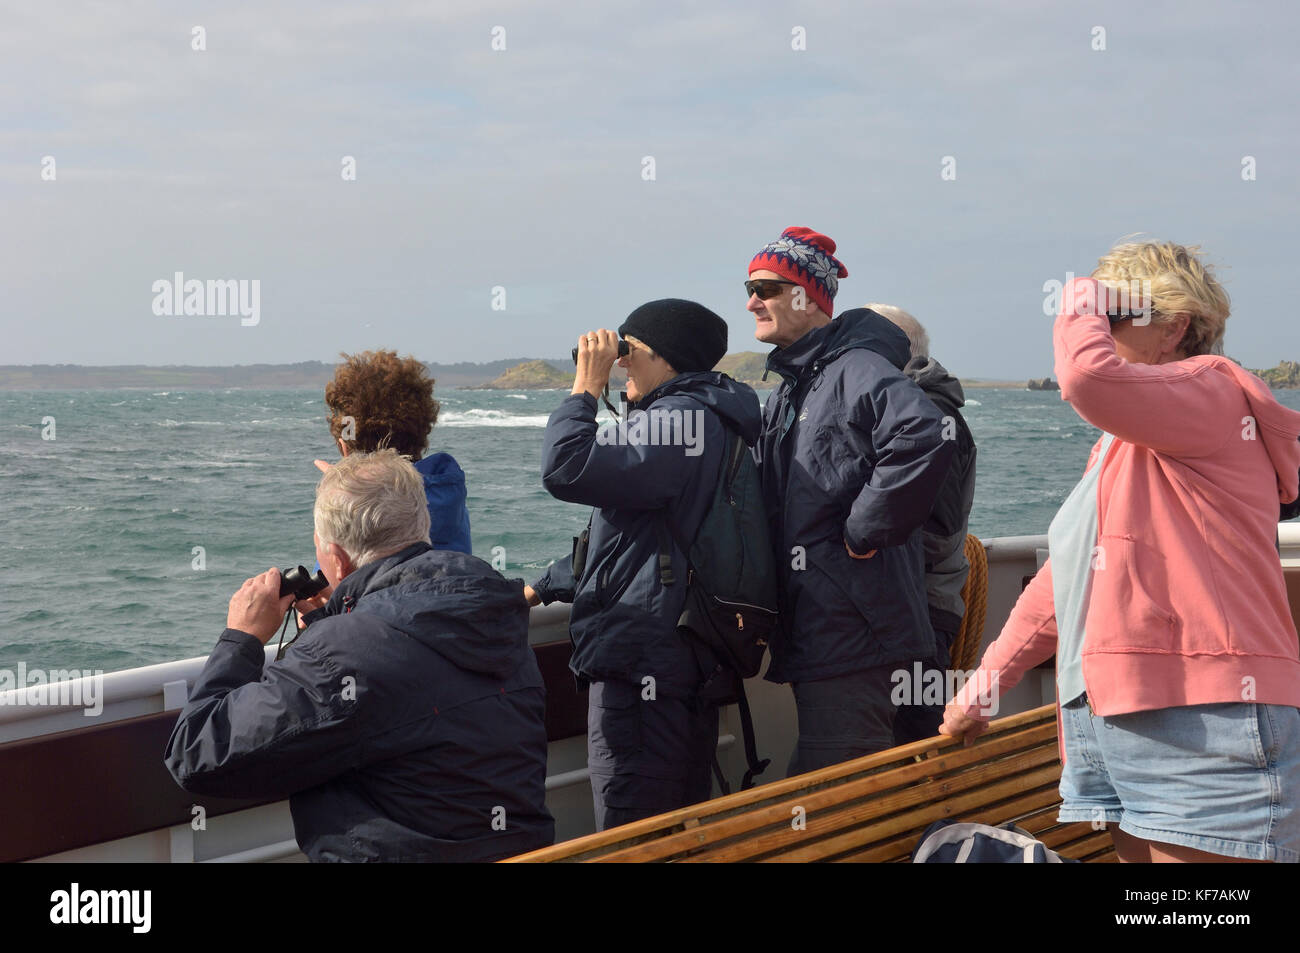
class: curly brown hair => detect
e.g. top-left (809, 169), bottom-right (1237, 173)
top-left (324, 350), bottom-right (440, 459)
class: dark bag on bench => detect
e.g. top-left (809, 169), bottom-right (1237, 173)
top-left (912, 819), bottom-right (1078, 863)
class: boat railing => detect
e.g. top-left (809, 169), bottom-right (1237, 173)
top-left (4, 524), bottom-right (1299, 862)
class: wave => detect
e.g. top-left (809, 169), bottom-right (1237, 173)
top-left (438, 409), bottom-right (550, 428)
top-left (964, 399), bottom-right (981, 407)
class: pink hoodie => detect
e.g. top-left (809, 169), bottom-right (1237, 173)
top-left (955, 277), bottom-right (1300, 727)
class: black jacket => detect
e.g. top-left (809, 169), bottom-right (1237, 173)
top-left (164, 544), bottom-right (554, 862)
top-left (756, 309), bottom-right (955, 683)
top-left (533, 373), bottom-right (763, 694)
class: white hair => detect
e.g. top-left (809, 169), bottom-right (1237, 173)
top-left (867, 303), bottom-right (929, 360)
top-left (314, 448), bottom-right (431, 568)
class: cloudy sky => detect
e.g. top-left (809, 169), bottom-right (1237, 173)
top-left (3, 0), bottom-right (1297, 379)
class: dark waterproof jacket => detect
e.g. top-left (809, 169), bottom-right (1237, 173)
top-left (755, 309), bottom-right (954, 683)
top-left (904, 356), bottom-right (977, 636)
top-left (532, 373), bottom-right (763, 695)
top-left (164, 544), bottom-right (553, 862)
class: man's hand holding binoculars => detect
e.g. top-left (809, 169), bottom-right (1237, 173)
top-left (228, 567), bottom-right (332, 643)
top-left (228, 569), bottom-right (297, 644)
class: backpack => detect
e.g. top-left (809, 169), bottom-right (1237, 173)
top-left (656, 426), bottom-right (780, 792)
top-left (911, 820), bottom-right (1078, 863)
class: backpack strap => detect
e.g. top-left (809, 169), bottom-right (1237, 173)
top-left (655, 419), bottom-right (739, 584)
top-left (735, 685), bottom-right (770, 789)
top-left (654, 422), bottom-right (770, 792)
top-left (654, 520), bottom-right (675, 588)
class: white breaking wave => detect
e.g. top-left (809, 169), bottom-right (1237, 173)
top-left (439, 409), bottom-right (551, 428)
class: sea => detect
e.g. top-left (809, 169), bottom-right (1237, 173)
top-left (4, 386), bottom-right (1300, 675)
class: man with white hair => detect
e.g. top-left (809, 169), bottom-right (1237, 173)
top-left (868, 303), bottom-right (978, 745)
top-left (165, 449), bottom-right (553, 862)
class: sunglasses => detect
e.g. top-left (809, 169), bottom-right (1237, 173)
top-left (1107, 308), bottom-right (1159, 325)
top-left (744, 279), bottom-right (799, 300)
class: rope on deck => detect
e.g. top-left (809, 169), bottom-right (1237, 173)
top-left (952, 534), bottom-right (988, 673)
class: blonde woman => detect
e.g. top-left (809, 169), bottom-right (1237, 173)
top-left (943, 241), bottom-right (1300, 862)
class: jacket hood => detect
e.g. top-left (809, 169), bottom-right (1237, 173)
top-left (767, 308), bottom-right (912, 382)
top-left (635, 371), bottom-right (764, 445)
top-left (905, 356), bottom-right (966, 408)
top-left (328, 543), bottom-right (529, 678)
top-left (1218, 359), bottom-right (1300, 504)
top-left (414, 452), bottom-right (465, 489)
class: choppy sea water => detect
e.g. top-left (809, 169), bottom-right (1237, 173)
top-left (4, 386), bottom-right (1299, 673)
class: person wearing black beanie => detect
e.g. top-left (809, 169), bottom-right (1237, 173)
top-left (618, 298), bottom-right (729, 376)
top-left (525, 299), bottom-right (765, 832)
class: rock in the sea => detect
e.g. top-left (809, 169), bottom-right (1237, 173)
top-left (1253, 360), bottom-right (1300, 389)
top-left (471, 360), bottom-right (572, 390)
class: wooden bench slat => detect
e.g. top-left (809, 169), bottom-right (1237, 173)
top-left (504, 704), bottom-right (1122, 864)
top-left (832, 786), bottom-right (1067, 863)
top-left (1008, 805), bottom-right (1063, 836)
top-left (506, 705), bottom-right (1063, 863)
top-left (703, 765), bottom-right (1063, 863)
top-left (587, 728), bottom-right (1058, 863)
top-left (1056, 830), bottom-right (1116, 859)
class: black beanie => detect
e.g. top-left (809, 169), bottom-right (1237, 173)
top-left (617, 298), bottom-right (728, 373)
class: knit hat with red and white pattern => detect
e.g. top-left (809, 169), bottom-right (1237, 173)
top-left (748, 226), bottom-right (849, 317)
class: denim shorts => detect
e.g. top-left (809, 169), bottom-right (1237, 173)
top-left (1058, 697), bottom-right (1300, 862)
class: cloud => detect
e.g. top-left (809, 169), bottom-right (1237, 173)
top-left (3, 0), bottom-right (1297, 373)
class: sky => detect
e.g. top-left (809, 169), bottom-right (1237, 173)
top-left (2, 0), bottom-right (1298, 379)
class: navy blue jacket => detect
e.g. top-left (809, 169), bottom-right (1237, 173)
top-left (755, 309), bottom-right (954, 683)
top-left (533, 373), bottom-right (763, 695)
top-left (414, 452), bottom-right (472, 554)
top-left (164, 544), bottom-right (553, 862)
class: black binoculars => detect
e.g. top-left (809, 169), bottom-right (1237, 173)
top-left (571, 339), bottom-right (630, 364)
top-left (279, 565), bottom-right (329, 601)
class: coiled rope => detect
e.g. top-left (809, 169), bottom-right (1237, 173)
top-left (952, 534), bottom-right (988, 672)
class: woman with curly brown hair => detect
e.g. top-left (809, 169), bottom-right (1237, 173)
top-left (318, 349), bottom-right (471, 553)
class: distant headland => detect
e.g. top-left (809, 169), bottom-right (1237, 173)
top-left (1252, 360), bottom-right (1300, 389)
top-left (2, 357), bottom-right (1296, 391)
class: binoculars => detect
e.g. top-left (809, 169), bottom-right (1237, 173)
top-left (279, 565), bottom-right (329, 601)
top-left (571, 339), bottom-right (630, 364)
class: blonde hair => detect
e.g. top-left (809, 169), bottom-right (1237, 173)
top-left (314, 449), bottom-right (431, 568)
top-left (1091, 240), bottom-right (1230, 357)
top-left (866, 303), bottom-right (929, 360)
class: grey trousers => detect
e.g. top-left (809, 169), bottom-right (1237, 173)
top-left (787, 664), bottom-right (901, 777)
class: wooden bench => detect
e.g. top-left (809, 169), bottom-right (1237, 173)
top-left (505, 703), bottom-right (1115, 863)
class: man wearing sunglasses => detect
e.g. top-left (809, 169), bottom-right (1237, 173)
top-left (747, 227), bottom-right (954, 775)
